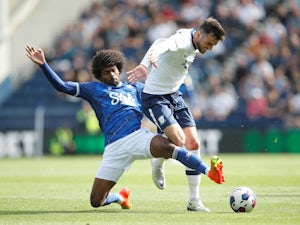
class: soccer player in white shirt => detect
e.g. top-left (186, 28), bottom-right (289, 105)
top-left (26, 45), bottom-right (224, 210)
top-left (127, 17), bottom-right (226, 212)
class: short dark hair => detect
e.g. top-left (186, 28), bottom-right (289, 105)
top-left (91, 49), bottom-right (126, 80)
top-left (200, 17), bottom-right (226, 41)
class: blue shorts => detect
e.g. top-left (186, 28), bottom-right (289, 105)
top-left (142, 91), bottom-right (196, 133)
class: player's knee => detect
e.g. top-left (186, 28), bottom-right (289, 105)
top-left (90, 195), bottom-right (103, 208)
top-left (90, 200), bottom-right (101, 208)
top-left (186, 139), bottom-right (200, 150)
top-left (91, 202), bottom-right (100, 208)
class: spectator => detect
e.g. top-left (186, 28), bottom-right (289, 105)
top-left (204, 77), bottom-right (237, 121)
top-left (38, 0), bottom-right (300, 129)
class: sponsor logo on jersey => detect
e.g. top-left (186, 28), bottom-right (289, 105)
top-left (109, 92), bottom-right (136, 106)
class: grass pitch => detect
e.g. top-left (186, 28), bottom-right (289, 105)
top-left (0, 154), bottom-right (300, 225)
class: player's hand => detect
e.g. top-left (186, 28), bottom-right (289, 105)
top-left (148, 50), bottom-right (158, 68)
top-left (25, 45), bottom-right (45, 65)
top-left (127, 64), bottom-right (147, 83)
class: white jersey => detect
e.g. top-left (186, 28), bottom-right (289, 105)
top-left (141, 28), bottom-right (199, 95)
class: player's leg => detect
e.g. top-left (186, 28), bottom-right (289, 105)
top-left (150, 132), bottom-right (224, 212)
top-left (142, 93), bottom-right (186, 147)
top-left (125, 128), bottom-right (224, 186)
top-left (163, 92), bottom-right (205, 208)
top-left (90, 177), bottom-right (131, 209)
top-left (151, 124), bottom-right (185, 190)
top-left (90, 178), bottom-right (115, 207)
top-left (174, 104), bottom-right (209, 212)
top-left (149, 135), bottom-right (223, 182)
top-left (142, 93), bottom-right (185, 189)
top-left (183, 126), bottom-right (202, 207)
top-left (182, 126), bottom-right (209, 212)
top-left (153, 123), bottom-right (186, 189)
top-left (149, 135), bottom-right (206, 172)
top-left (163, 124), bottom-right (186, 147)
top-left (90, 139), bottom-right (136, 209)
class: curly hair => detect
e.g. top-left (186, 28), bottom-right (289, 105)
top-left (91, 49), bottom-right (126, 80)
top-left (200, 17), bottom-right (226, 41)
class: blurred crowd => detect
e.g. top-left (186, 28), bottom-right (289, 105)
top-left (45, 0), bottom-right (300, 130)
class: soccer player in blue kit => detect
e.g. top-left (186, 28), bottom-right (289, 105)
top-left (127, 17), bottom-right (226, 212)
top-left (25, 45), bottom-right (224, 210)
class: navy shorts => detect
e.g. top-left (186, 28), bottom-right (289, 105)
top-left (142, 91), bottom-right (196, 133)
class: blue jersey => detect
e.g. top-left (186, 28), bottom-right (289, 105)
top-left (78, 81), bottom-right (144, 145)
top-left (40, 62), bottom-right (144, 146)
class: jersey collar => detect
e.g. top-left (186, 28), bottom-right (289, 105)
top-left (191, 28), bottom-right (197, 50)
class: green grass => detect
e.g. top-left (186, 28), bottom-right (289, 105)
top-left (0, 154), bottom-right (300, 225)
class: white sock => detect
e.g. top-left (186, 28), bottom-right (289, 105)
top-left (186, 150), bottom-right (201, 201)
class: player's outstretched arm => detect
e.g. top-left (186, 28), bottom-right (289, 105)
top-left (25, 44), bottom-right (77, 95)
top-left (25, 45), bottom-right (45, 65)
top-left (127, 64), bottom-right (148, 83)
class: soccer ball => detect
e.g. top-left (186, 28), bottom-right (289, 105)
top-left (229, 186), bottom-right (256, 212)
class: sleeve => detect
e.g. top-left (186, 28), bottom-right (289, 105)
top-left (40, 62), bottom-right (79, 96)
top-left (140, 30), bottom-right (190, 69)
top-left (140, 38), bottom-right (172, 69)
top-left (140, 46), bottom-right (152, 69)
top-left (152, 30), bottom-right (190, 53)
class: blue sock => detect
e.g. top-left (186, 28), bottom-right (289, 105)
top-left (172, 147), bottom-right (208, 174)
top-left (102, 192), bottom-right (121, 206)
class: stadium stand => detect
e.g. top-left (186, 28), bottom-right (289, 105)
top-left (0, 69), bottom-right (81, 130)
top-left (0, 0), bottom-right (299, 134)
